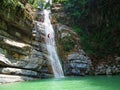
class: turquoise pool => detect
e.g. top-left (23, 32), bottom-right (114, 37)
top-left (0, 75), bottom-right (120, 90)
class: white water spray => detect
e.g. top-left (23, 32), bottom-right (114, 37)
top-left (43, 0), bottom-right (64, 78)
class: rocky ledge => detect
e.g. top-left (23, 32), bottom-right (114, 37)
top-left (54, 24), bottom-right (92, 76)
top-left (0, 0), bottom-right (53, 84)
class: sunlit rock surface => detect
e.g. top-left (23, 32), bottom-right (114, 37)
top-left (0, 0), bottom-right (52, 83)
top-left (54, 24), bottom-right (92, 76)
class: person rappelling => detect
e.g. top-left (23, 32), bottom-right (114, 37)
top-left (47, 33), bottom-right (55, 45)
top-left (48, 33), bottom-right (50, 38)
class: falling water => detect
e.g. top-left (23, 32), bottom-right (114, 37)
top-left (43, 0), bottom-right (64, 78)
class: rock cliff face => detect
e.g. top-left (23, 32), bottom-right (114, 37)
top-left (0, 0), bottom-right (52, 84)
top-left (52, 3), bottom-right (120, 76)
top-left (53, 24), bottom-right (92, 76)
top-left (0, 1), bottom-right (119, 84)
top-left (51, 4), bottom-right (92, 76)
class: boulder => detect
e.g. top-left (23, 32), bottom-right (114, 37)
top-left (65, 52), bottom-right (92, 76)
top-left (0, 74), bottom-right (36, 84)
top-left (0, 68), bottom-right (39, 77)
top-left (95, 63), bottom-right (120, 75)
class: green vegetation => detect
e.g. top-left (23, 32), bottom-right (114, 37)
top-left (61, 36), bottom-right (76, 52)
top-left (72, 26), bottom-right (120, 58)
top-left (30, 0), bottom-right (44, 8)
top-left (1, 0), bottom-right (119, 61)
top-left (57, 0), bottom-right (120, 59)
top-left (0, 0), bottom-right (33, 32)
top-left (0, 0), bottom-right (23, 10)
top-left (53, 0), bottom-right (68, 3)
top-left (64, 0), bottom-right (88, 23)
top-left (29, 0), bottom-right (35, 5)
top-left (29, 0), bottom-right (51, 9)
top-left (0, 0), bottom-right (25, 19)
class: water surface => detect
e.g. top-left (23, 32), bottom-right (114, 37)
top-left (0, 76), bottom-right (120, 90)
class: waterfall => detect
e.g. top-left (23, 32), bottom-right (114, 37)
top-left (43, 0), bottom-right (64, 78)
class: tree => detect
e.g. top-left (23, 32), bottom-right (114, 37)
top-left (63, 0), bottom-right (120, 58)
